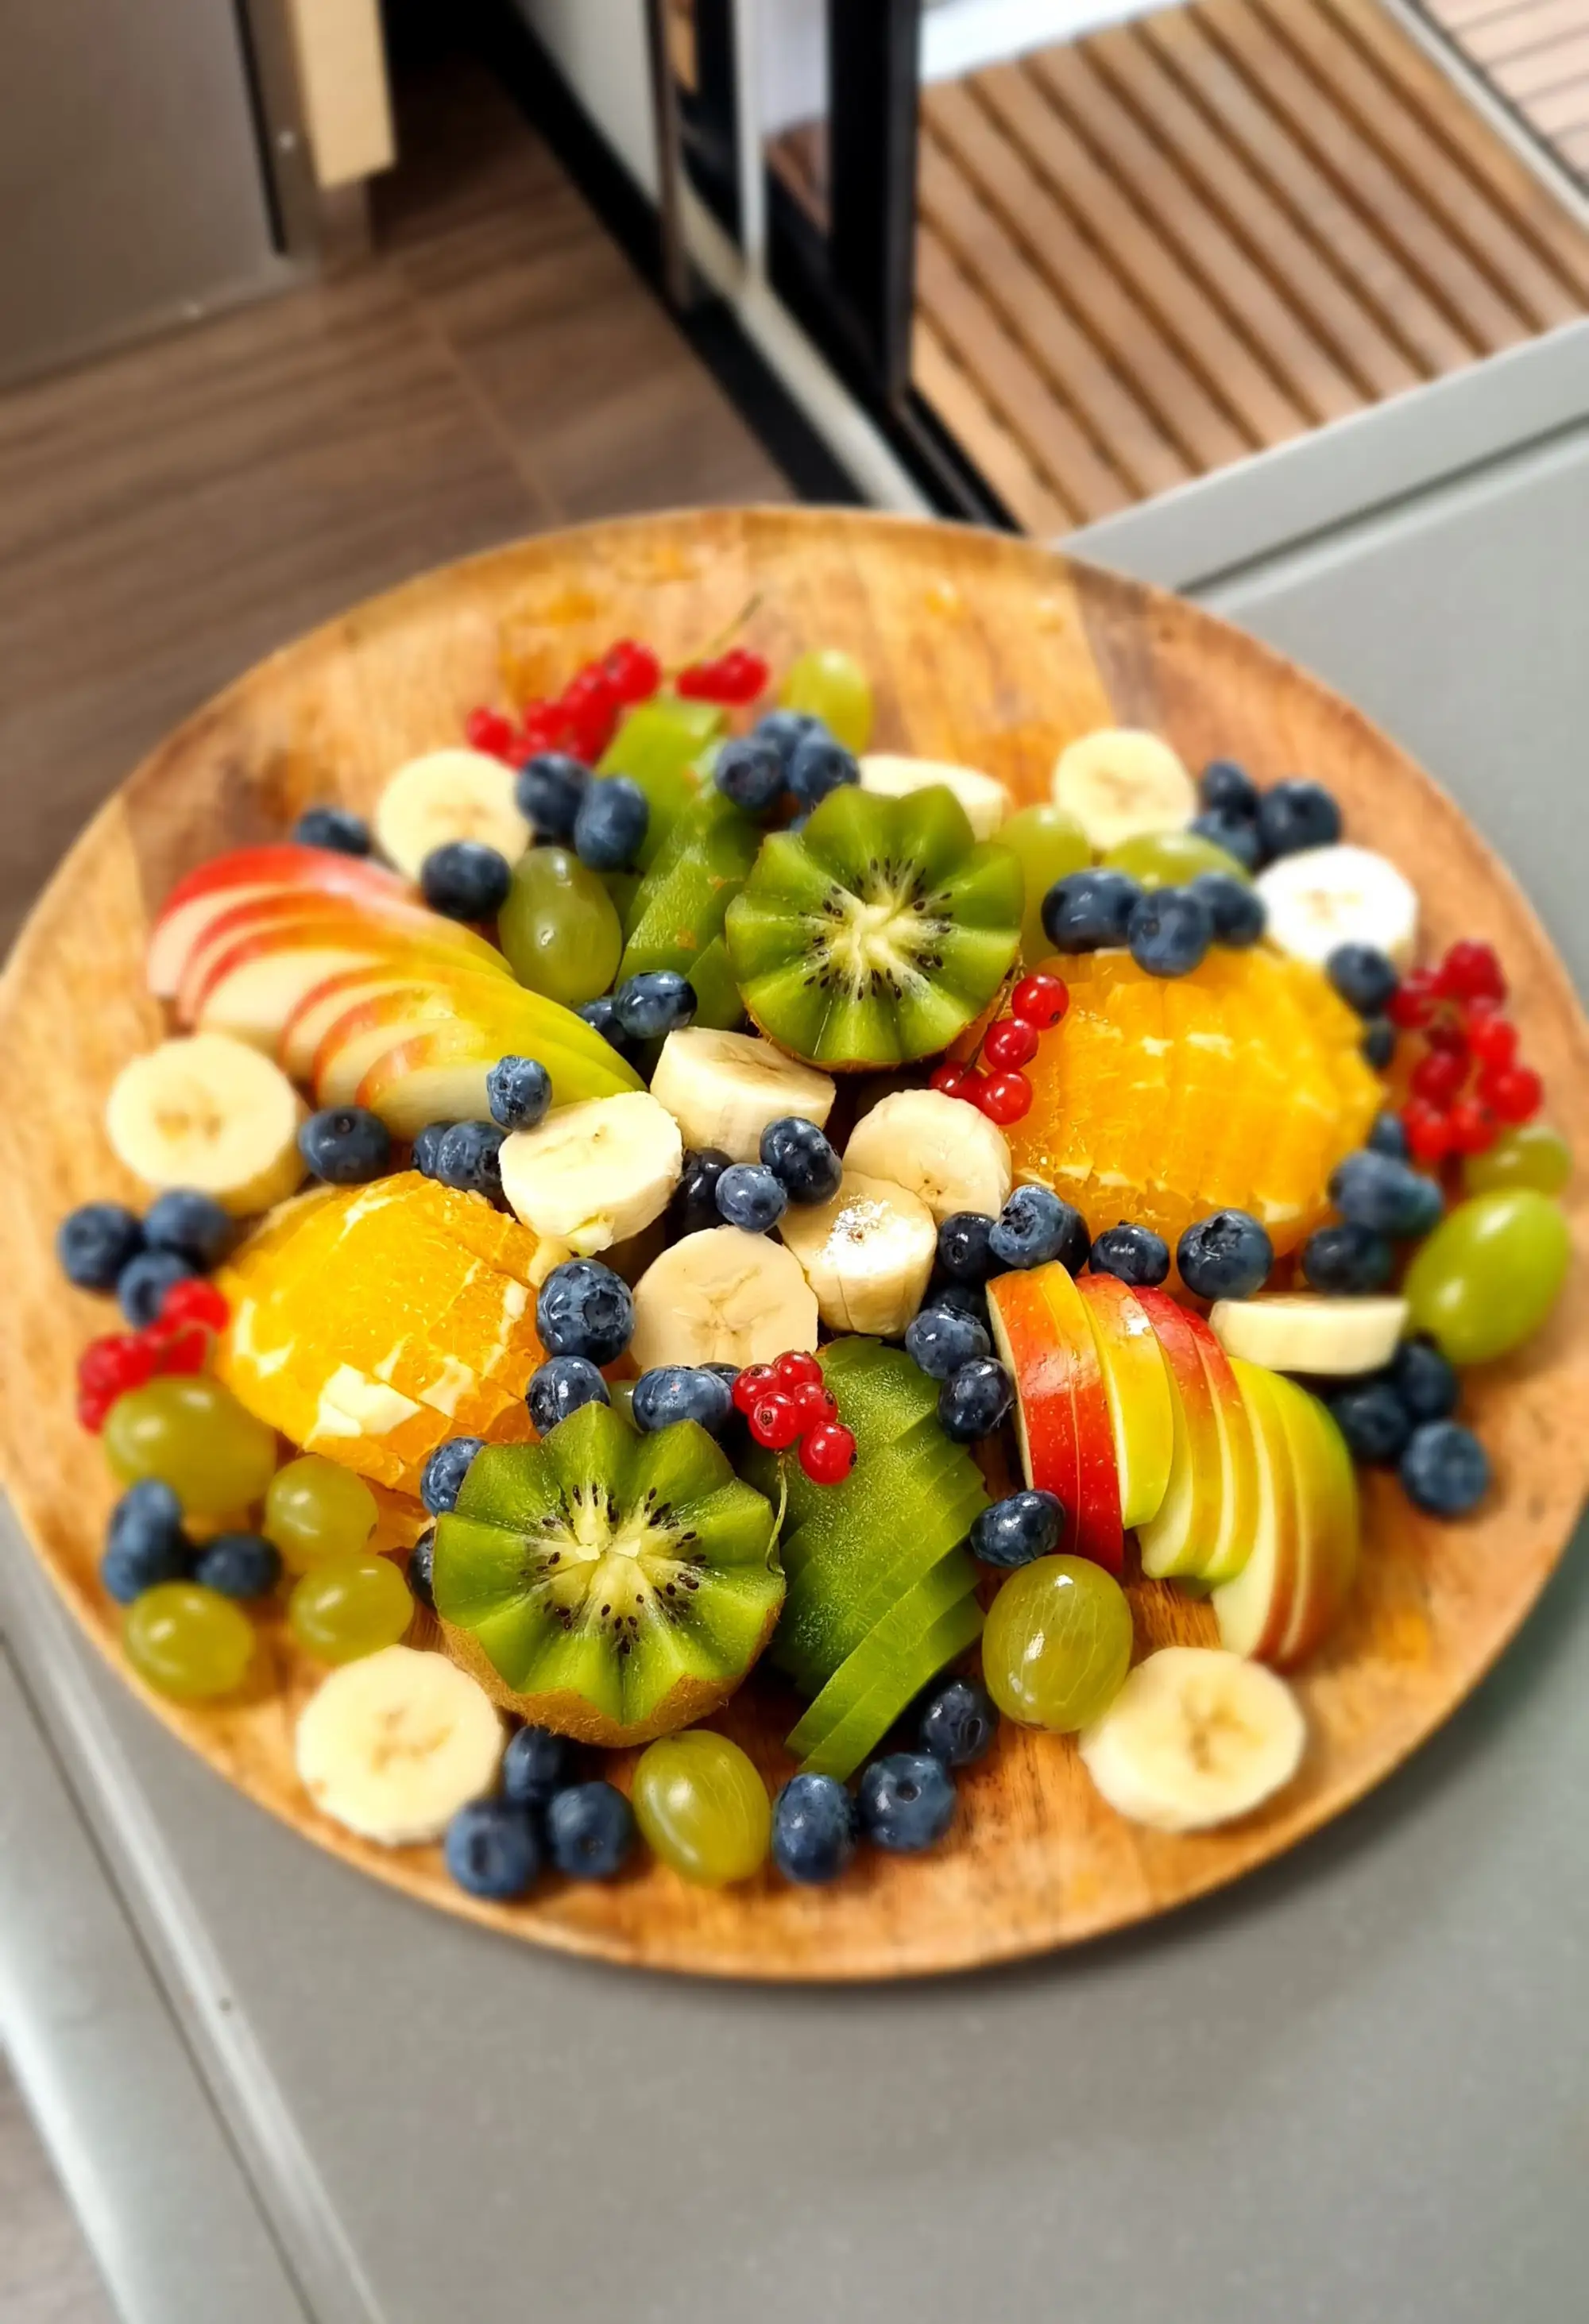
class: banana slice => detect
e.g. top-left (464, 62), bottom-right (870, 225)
top-left (498, 1091), bottom-right (682, 1255)
top-left (778, 1170), bottom-right (938, 1337)
top-left (374, 749), bottom-right (530, 881)
top-left (1210, 1293), bottom-right (1407, 1376)
top-left (1255, 843), bottom-right (1418, 969)
top-left (106, 1032), bottom-right (307, 1217)
top-left (1079, 1645), bottom-right (1306, 1833)
top-left (858, 754), bottom-right (1011, 839)
top-left (295, 1645), bottom-right (503, 1846)
top-left (649, 1027), bottom-right (835, 1163)
top-left (842, 1087), bottom-right (1012, 1223)
top-left (630, 1225), bottom-right (819, 1371)
top-left (1051, 729), bottom-right (1196, 853)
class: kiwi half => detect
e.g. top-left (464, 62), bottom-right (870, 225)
top-left (725, 785), bottom-right (1022, 1067)
top-left (432, 1400), bottom-right (783, 1746)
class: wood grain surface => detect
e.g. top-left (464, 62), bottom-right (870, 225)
top-left (1, 506), bottom-right (1585, 1980)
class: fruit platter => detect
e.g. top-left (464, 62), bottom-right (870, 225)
top-left (1, 506), bottom-right (1585, 1980)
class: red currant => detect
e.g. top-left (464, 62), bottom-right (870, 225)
top-left (791, 1380), bottom-right (838, 1429)
top-left (1409, 1048), bottom-right (1466, 1108)
top-left (748, 1390), bottom-right (802, 1451)
top-left (732, 1363), bottom-right (777, 1415)
top-left (799, 1421), bottom-right (856, 1485)
top-left (1388, 970), bottom-right (1439, 1030)
top-left (146, 1319), bottom-right (211, 1376)
top-left (930, 1061), bottom-right (974, 1100)
top-left (78, 1386), bottom-right (115, 1434)
top-left (713, 648), bottom-right (769, 703)
top-left (675, 661), bottom-right (719, 700)
top-left (1479, 1062), bottom-right (1543, 1123)
top-left (982, 1017), bottom-right (1039, 1071)
top-left (979, 1069), bottom-right (1033, 1125)
top-left (1439, 938), bottom-right (1506, 1006)
top-left (79, 1332), bottom-right (156, 1402)
top-left (773, 1350), bottom-right (822, 1390)
top-left (160, 1278), bottom-right (230, 1332)
top-left (1465, 1007), bottom-right (1517, 1069)
top-left (1447, 1097), bottom-right (1498, 1154)
top-left (520, 698), bottom-right (562, 752)
top-left (1425, 1016), bottom-right (1469, 1058)
top-left (1401, 1100), bottom-right (1454, 1166)
top-left (602, 640), bottom-right (661, 704)
top-left (1011, 973), bottom-right (1068, 1029)
top-left (464, 706), bottom-right (517, 760)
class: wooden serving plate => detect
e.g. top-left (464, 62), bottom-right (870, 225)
top-left (2, 508), bottom-right (1585, 1980)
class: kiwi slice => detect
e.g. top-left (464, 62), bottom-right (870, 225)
top-left (598, 697), bottom-right (723, 868)
top-left (432, 1400), bottom-right (782, 1746)
top-left (786, 1546), bottom-right (980, 1760)
top-left (725, 784), bottom-right (1022, 1068)
top-left (618, 787), bottom-right (762, 1029)
top-left (774, 1459), bottom-right (986, 1693)
top-left (797, 1594), bottom-right (986, 1781)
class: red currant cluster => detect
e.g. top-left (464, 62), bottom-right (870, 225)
top-left (1394, 938), bottom-right (1543, 1165)
top-left (78, 1278), bottom-right (230, 1432)
top-left (465, 639), bottom-right (663, 767)
top-left (675, 647), bottom-right (769, 705)
top-left (733, 1351), bottom-right (856, 1483)
top-left (930, 973), bottom-right (1069, 1127)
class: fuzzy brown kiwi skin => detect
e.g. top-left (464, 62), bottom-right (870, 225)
top-left (435, 1599), bottom-right (783, 1748)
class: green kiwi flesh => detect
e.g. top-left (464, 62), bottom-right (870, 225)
top-left (786, 1547), bottom-right (980, 1760)
top-left (618, 786), bottom-right (761, 1028)
top-left (725, 784), bottom-right (1022, 1067)
top-left (796, 1594), bottom-right (986, 1781)
top-left (597, 696), bottom-right (724, 868)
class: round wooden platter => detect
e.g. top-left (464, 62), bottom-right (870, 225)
top-left (2, 506), bottom-right (1586, 1982)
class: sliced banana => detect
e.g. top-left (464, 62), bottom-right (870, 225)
top-left (106, 1032), bottom-right (307, 1217)
top-left (1079, 1645), bottom-right (1306, 1833)
top-left (649, 1027), bottom-right (835, 1163)
top-left (1051, 728), bottom-right (1195, 853)
top-left (858, 754), bottom-right (1011, 839)
top-left (374, 749), bottom-right (530, 882)
top-left (778, 1170), bottom-right (938, 1337)
top-left (295, 1645), bottom-right (503, 1846)
top-left (498, 1091), bottom-right (682, 1255)
top-left (630, 1225), bottom-right (819, 1371)
top-left (1210, 1293), bottom-right (1407, 1376)
top-left (1255, 843), bottom-right (1418, 969)
top-left (842, 1087), bottom-right (1012, 1224)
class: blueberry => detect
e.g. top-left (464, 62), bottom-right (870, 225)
top-left (922, 1232), bottom-right (992, 1316)
top-left (1400, 1419), bottom-right (1490, 1516)
top-left (671, 1147), bottom-right (733, 1237)
top-left (1301, 1222), bottom-right (1394, 1294)
top-left (420, 1435), bottom-right (485, 1517)
top-left (1328, 1380), bottom-right (1413, 1465)
top-left (614, 969), bottom-right (695, 1041)
top-left (117, 1249), bottom-right (196, 1329)
top-left (100, 1480), bottom-right (191, 1604)
top-left (938, 1358), bottom-right (1014, 1444)
top-left (1327, 943), bottom-right (1399, 1019)
top-left (1088, 1222), bottom-right (1170, 1289)
top-left (536, 1259), bottom-right (633, 1363)
top-left (485, 1054), bottom-right (552, 1133)
top-left (760, 1115), bottom-right (841, 1204)
top-left (1367, 1111), bottom-right (1410, 1162)
top-left (1328, 1150), bottom-right (1443, 1239)
top-left (713, 737), bottom-right (786, 816)
top-left (1042, 868), bottom-right (1141, 951)
top-left (1177, 1208), bottom-right (1273, 1301)
top-left (502, 1724), bottom-right (572, 1807)
top-left (1127, 884), bottom-right (1213, 979)
top-left (1189, 810), bottom-right (1261, 872)
top-left (1361, 1019), bottom-right (1396, 1071)
top-left (1199, 759), bottom-right (1260, 818)
top-left (631, 1365), bottom-right (734, 1436)
top-left (988, 1185), bottom-right (1089, 1273)
top-left (968, 1488), bottom-right (1064, 1568)
top-left (1257, 778), bottom-right (1342, 861)
top-left (916, 1676), bottom-right (997, 1769)
top-left (1388, 1336), bottom-right (1459, 1424)
top-left (771, 1772), bottom-right (858, 1885)
top-left (292, 803), bottom-right (370, 856)
top-left (142, 1189), bottom-right (234, 1269)
top-left (298, 1104), bottom-right (392, 1185)
top-left (57, 1202), bottom-right (144, 1292)
top-left (193, 1531), bottom-right (282, 1599)
top-left (515, 751), bottom-right (588, 841)
top-left (574, 995), bottom-right (632, 1054)
top-left (432, 1120), bottom-right (506, 1200)
top-left (929, 1278), bottom-right (990, 1329)
top-left (715, 1162), bottom-right (788, 1234)
top-left (528, 1355), bottom-right (609, 1434)
top-left (408, 1526), bottom-right (436, 1610)
top-left (856, 1751), bottom-right (956, 1853)
top-left (787, 733), bottom-right (859, 810)
top-left (904, 1305), bottom-right (991, 1379)
top-left (573, 775), bottom-right (648, 869)
top-left (753, 709), bottom-right (821, 771)
top-left (545, 1780), bottom-right (635, 1878)
top-left (421, 839), bottom-right (513, 921)
top-left (444, 1799), bottom-right (541, 1900)
top-left (1190, 870), bottom-right (1266, 947)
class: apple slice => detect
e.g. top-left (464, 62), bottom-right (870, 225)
top-left (1193, 1320), bottom-right (1260, 1587)
top-left (1274, 1390), bottom-right (1359, 1666)
top-left (148, 845), bottom-right (415, 996)
top-left (354, 1010), bottom-right (641, 1138)
top-left (1134, 1288), bottom-right (1224, 1581)
top-left (191, 922), bottom-right (504, 1051)
top-left (989, 1264), bottom-right (1123, 1576)
top-left (1037, 1264), bottom-right (1123, 1575)
top-left (1212, 1359), bottom-right (1300, 1661)
top-left (179, 889), bottom-right (505, 1020)
top-left (1077, 1274), bottom-right (1173, 1529)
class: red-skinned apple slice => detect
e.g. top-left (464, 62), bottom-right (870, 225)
top-left (354, 1013), bottom-right (641, 1137)
top-left (282, 960), bottom-right (520, 1081)
top-left (1134, 1288), bottom-right (1224, 1581)
top-left (1212, 1358), bottom-right (1300, 1661)
top-left (1193, 1320), bottom-right (1260, 1587)
top-left (1274, 1390), bottom-right (1358, 1665)
top-left (190, 923), bottom-right (504, 1050)
top-left (988, 1270), bottom-right (1079, 1520)
top-left (1077, 1274), bottom-right (1174, 1529)
top-left (179, 889), bottom-right (504, 1021)
top-left (1037, 1264), bottom-right (1123, 1575)
top-left (147, 845), bottom-right (416, 997)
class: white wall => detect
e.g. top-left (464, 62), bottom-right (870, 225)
top-left (515, 0), bottom-right (657, 195)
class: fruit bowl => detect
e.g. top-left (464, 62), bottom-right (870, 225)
top-left (2, 506), bottom-right (1586, 1978)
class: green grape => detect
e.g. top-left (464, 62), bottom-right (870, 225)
top-left (288, 1555), bottom-right (412, 1664)
top-left (779, 648), bottom-right (874, 753)
top-left (498, 845), bottom-right (622, 1005)
top-left (124, 1583), bottom-right (255, 1699)
top-left (1104, 829), bottom-right (1250, 889)
top-left (999, 802), bottom-right (1092, 962)
top-left (265, 1455), bottom-right (377, 1573)
top-left (632, 1730), bottom-right (771, 1886)
top-left (104, 1376), bottom-right (277, 1518)
top-left (1463, 1121), bottom-right (1571, 1200)
top-left (981, 1554), bottom-right (1133, 1730)
top-left (1403, 1189), bottom-right (1570, 1366)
